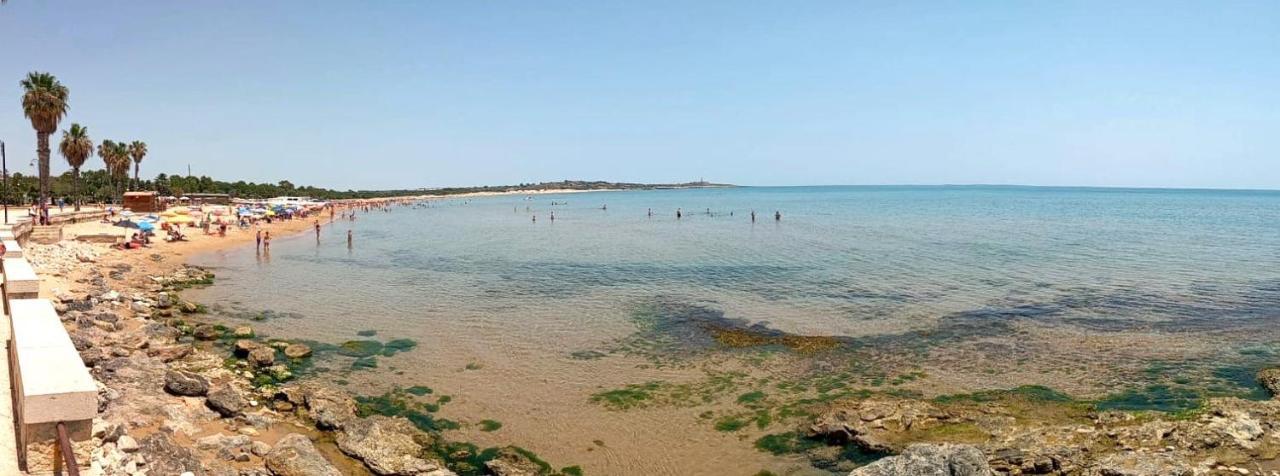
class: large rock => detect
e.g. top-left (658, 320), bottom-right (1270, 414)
top-left (193, 324), bottom-right (221, 340)
top-left (336, 415), bottom-right (451, 475)
top-left (1258, 368), bottom-right (1280, 397)
top-left (849, 444), bottom-right (994, 476)
top-left (810, 399), bottom-right (949, 452)
top-left (1088, 452), bottom-right (1193, 476)
top-left (206, 384), bottom-right (247, 417)
top-left (305, 386), bottom-right (357, 430)
top-left (234, 339), bottom-right (261, 358)
top-left (163, 370), bottom-right (209, 397)
top-left (139, 432), bottom-right (205, 475)
top-left (284, 343), bottom-right (313, 359)
top-left (265, 434), bottom-right (342, 476)
top-left (485, 447), bottom-right (546, 476)
top-left (249, 346), bottom-right (276, 367)
top-left (147, 344), bottom-right (193, 363)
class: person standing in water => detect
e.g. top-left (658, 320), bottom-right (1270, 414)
top-left (676, 208), bottom-right (682, 219)
top-left (550, 211), bottom-right (555, 222)
top-left (314, 220), bottom-right (321, 241)
top-left (647, 208), bottom-right (652, 218)
top-left (255, 229), bottom-right (263, 250)
top-left (775, 211), bottom-right (781, 221)
top-left (263, 231), bottom-right (271, 250)
top-left (750, 210), bottom-right (756, 223)
top-left (347, 230), bottom-right (353, 248)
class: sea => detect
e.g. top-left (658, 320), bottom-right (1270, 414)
top-left (186, 185), bottom-right (1280, 475)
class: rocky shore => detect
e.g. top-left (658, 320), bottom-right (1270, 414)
top-left (28, 240), bottom-right (562, 476)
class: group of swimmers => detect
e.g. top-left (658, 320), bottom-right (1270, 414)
top-left (530, 205), bottom-right (783, 223)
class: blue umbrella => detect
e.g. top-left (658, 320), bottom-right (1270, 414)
top-left (137, 221), bottom-right (155, 232)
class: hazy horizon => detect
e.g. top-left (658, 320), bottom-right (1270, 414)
top-left (2, 1), bottom-right (1277, 191)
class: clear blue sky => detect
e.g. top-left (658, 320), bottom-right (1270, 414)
top-left (1, 1), bottom-right (1277, 190)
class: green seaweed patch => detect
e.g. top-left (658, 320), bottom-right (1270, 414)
top-left (737, 391), bottom-right (767, 406)
top-left (357, 329), bottom-right (378, 337)
top-left (352, 356), bottom-right (378, 370)
top-left (465, 362), bottom-right (483, 370)
top-left (591, 382), bottom-right (661, 410)
top-left (479, 419), bottom-right (503, 432)
top-left (338, 340), bottom-right (384, 357)
top-left (382, 338), bottom-right (418, 356)
top-left (1094, 384), bottom-right (1202, 413)
top-left (356, 390), bottom-right (460, 433)
top-left (714, 416), bottom-right (748, 432)
top-left (933, 385), bottom-right (1073, 404)
top-left (406, 386), bottom-right (434, 396)
top-left (561, 466), bottom-right (584, 476)
top-left (754, 431), bottom-right (884, 468)
top-left (570, 350), bottom-right (607, 360)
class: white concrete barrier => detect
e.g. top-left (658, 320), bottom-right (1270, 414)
top-left (2, 240), bottom-right (21, 259)
top-left (1, 258), bottom-right (38, 299)
top-left (8, 299), bottom-right (95, 473)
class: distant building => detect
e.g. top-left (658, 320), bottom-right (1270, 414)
top-left (184, 193), bottom-right (231, 205)
top-left (122, 191), bottom-right (159, 212)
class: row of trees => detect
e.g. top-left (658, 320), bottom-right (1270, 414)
top-left (20, 71), bottom-right (148, 210)
top-left (0, 170), bottom-right (427, 206)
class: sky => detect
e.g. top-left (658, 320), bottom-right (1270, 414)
top-left (0, 1), bottom-right (1277, 190)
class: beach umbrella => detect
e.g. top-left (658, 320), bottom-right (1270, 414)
top-left (165, 215), bottom-right (195, 225)
top-left (114, 220), bottom-right (139, 229)
top-left (137, 221), bottom-right (155, 232)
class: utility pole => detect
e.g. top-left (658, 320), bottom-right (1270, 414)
top-left (1, 140), bottom-right (7, 224)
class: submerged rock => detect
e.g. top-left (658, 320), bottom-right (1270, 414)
top-left (1257, 368), bottom-right (1280, 397)
top-left (336, 415), bottom-right (451, 475)
top-left (849, 444), bottom-right (993, 476)
top-left (485, 447), bottom-right (546, 476)
top-left (265, 434), bottom-right (342, 476)
top-left (163, 370), bottom-right (209, 397)
top-left (284, 343), bottom-right (313, 359)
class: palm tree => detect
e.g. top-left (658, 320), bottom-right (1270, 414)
top-left (128, 140), bottom-right (147, 190)
top-left (112, 141), bottom-right (130, 202)
top-left (58, 124), bottom-right (92, 211)
top-left (20, 71), bottom-right (70, 211)
top-left (98, 139), bottom-right (118, 203)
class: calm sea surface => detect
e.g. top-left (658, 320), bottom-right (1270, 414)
top-left (188, 186), bottom-right (1280, 475)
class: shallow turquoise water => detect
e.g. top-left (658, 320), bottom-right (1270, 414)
top-left (185, 185), bottom-right (1280, 473)
top-left (193, 185), bottom-right (1280, 339)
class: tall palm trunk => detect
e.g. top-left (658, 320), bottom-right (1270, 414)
top-left (72, 167), bottom-right (81, 211)
top-left (134, 163), bottom-right (140, 191)
top-left (37, 131), bottom-right (50, 209)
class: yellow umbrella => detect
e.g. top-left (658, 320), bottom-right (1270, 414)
top-left (165, 215), bottom-right (195, 225)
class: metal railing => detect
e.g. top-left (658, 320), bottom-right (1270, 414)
top-left (54, 422), bottom-right (79, 476)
